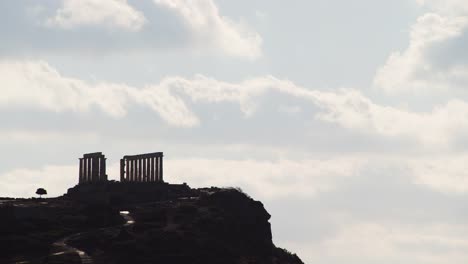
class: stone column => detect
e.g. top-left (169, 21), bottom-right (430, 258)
top-left (125, 159), bottom-right (129, 182)
top-left (142, 158), bottom-right (147, 182)
top-left (154, 157), bottom-right (159, 181)
top-left (126, 159), bottom-right (130, 181)
top-left (129, 159), bottom-right (133, 181)
top-left (92, 157), bottom-right (99, 182)
top-left (79, 158), bottom-right (84, 183)
top-left (87, 158), bottom-right (92, 182)
top-left (98, 157), bottom-right (100, 181)
top-left (144, 158), bottom-right (147, 182)
top-left (120, 159), bottom-right (125, 182)
top-left (121, 159), bottom-right (129, 182)
top-left (150, 157), bottom-right (155, 182)
top-left (146, 158), bottom-right (150, 182)
top-left (133, 159), bottom-right (137, 181)
top-left (138, 159), bottom-right (143, 182)
top-left (142, 158), bottom-right (146, 182)
top-left (154, 157), bottom-right (158, 182)
top-left (132, 159), bottom-right (136, 182)
top-left (99, 157), bottom-right (105, 181)
top-left (160, 155), bottom-right (163, 182)
top-left (82, 158), bottom-right (86, 182)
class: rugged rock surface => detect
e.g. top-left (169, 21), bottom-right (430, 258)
top-left (0, 198), bottom-right (123, 263)
top-left (0, 185), bottom-right (304, 264)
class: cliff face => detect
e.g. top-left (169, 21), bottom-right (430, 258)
top-left (1, 186), bottom-right (304, 264)
top-left (69, 187), bottom-right (303, 264)
top-left (199, 189), bottom-right (274, 255)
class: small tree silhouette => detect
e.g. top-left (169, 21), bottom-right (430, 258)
top-left (36, 188), bottom-right (47, 198)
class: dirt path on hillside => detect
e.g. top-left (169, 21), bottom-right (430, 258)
top-left (46, 211), bottom-right (135, 264)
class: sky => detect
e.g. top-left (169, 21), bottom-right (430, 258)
top-left (2, 0), bottom-right (468, 263)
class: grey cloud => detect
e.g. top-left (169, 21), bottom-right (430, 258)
top-left (374, 13), bottom-right (468, 96)
top-left (0, 0), bottom-right (190, 56)
top-left (0, 0), bottom-right (260, 59)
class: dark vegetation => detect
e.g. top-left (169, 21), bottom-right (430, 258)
top-left (36, 188), bottom-right (47, 198)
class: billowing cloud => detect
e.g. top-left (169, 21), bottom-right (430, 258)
top-left (309, 90), bottom-right (468, 147)
top-left (374, 13), bottom-right (468, 94)
top-left (46, 0), bottom-right (146, 31)
top-left (148, 75), bottom-right (468, 147)
top-left (154, 0), bottom-right (262, 59)
top-left (0, 60), bottom-right (132, 117)
top-left (0, 60), bottom-right (199, 127)
top-left (4, 60), bottom-right (468, 146)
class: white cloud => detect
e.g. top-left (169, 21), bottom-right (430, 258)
top-left (155, 75), bottom-right (468, 146)
top-left (374, 13), bottom-right (468, 94)
top-left (154, 0), bottom-right (262, 59)
top-left (0, 60), bottom-right (198, 127)
top-left (46, 0), bottom-right (146, 31)
top-left (138, 84), bottom-right (200, 127)
top-left (0, 60), bottom-right (132, 117)
top-left (310, 90), bottom-right (468, 146)
top-left (4, 60), bottom-right (468, 146)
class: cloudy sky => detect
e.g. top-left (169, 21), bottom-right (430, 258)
top-left (2, 0), bottom-right (468, 263)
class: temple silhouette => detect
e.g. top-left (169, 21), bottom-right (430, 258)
top-left (68, 151), bottom-right (191, 204)
top-left (78, 151), bottom-right (164, 184)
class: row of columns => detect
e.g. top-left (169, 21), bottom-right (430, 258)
top-left (120, 152), bottom-right (164, 183)
top-left (79, 152), bottom-right (107, 183)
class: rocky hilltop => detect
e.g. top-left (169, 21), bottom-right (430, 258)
top-left (0, 183), bottom-right (304, 264)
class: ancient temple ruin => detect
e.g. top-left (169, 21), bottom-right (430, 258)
top-left (79, 152), bottom-right (107, 183)
top-left (77, 151), bottom-right (164, 184)
top-left (120, 152), bottom-right (164, 183)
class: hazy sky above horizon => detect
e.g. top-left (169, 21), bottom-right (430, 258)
top-left (2, 0), bottom-right (468, 263)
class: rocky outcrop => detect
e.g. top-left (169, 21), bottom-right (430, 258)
top-left (68, 187), bottom-right (304, 264)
